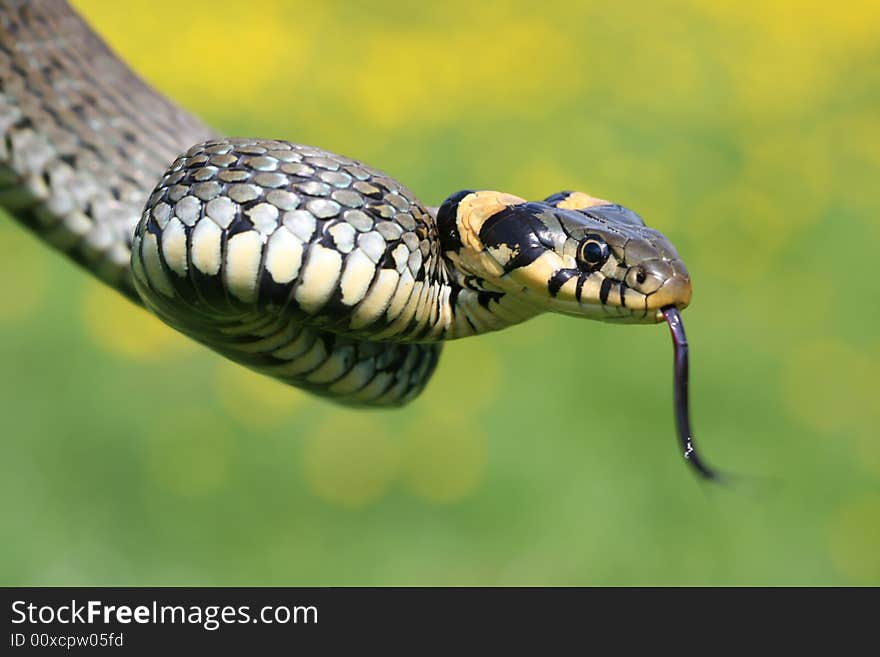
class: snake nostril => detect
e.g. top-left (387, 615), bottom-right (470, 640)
top-left (627, 266), bottom-right (648, 288)
top-left (626, 266), bottom-right (648, 290)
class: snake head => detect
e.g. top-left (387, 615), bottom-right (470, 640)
top-left (437, 190), bottom-right (691, 323)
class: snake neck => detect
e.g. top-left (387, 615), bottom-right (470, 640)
top-left (361, 264), bottom-right (541, 343)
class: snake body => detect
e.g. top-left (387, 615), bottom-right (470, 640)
top-left (0, 2), bottom-right (698, 415)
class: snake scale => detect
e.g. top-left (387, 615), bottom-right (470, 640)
top-left (0, 0), bottom-right (719, 478)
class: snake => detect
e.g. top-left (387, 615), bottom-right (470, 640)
top-left (0, 0), bottom-right (719, 480)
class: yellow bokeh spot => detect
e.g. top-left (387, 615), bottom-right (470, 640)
top-left (213, 360), bottom-right (306, 429)
top-left (779, 339), bottom-right (876, 437)
top-left (699, 0), bottom-right (880, 116)
top-left (402, 414), bottom-right (487, 504)
top-left (74, 0), bottom-right (321, 114)
top-left (827, 494), bottom-right (880, 583)
top-left (81, 282), bottom-right (189, 360)
top-left (0, 222), bottom-right (48, 324)
top-left (345, 11), bottom-right (579, 128)
top-left (302, 412), bottom-right (399, 508)
top-left (145, 410), bottom-right (233, 498)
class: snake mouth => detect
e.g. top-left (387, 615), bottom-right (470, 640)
top-left (593, 260), bottom-right (692, 323)
top-left (648, 272), bottom-right (692, 322)
top-left (591, 272), bottom-right (692, 324)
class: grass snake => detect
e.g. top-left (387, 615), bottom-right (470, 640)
top-left (0, 0), bottom-right (720, 480)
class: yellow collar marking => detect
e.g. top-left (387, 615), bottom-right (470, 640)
top-left (456, 191), bottom-right (526, 253)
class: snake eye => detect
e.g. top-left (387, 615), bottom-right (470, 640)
top-left (577, 235), bottom-right (610, 271)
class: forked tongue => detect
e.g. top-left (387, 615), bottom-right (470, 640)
top-left (662, 305), bottom-right (722, 482)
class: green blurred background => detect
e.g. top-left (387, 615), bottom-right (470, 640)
top-left (1, 0), bottom-right (878, 585)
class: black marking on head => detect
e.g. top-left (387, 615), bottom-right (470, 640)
top-left (502, 245), bottom-right (546, 273)
top-left (436, 189), bottom-right (474, 253)
top-left (478, 202), bottom-right (561, 273)
top-left (479, 203), bottom-right (557, 250)
top-left (599, 277), bottom-right (613, 305)
top-left (548, 269), bottom-right (577, 297)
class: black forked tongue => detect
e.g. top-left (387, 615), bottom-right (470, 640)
top-left (662, 306), bottom-right (722, 482)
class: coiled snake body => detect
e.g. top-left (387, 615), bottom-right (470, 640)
top-left (0, 1), bottom-right (719, 478)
